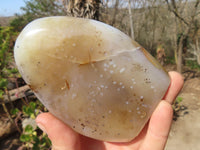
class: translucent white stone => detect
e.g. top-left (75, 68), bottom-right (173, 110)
top-left (14, 16), bottom-right (170, 142)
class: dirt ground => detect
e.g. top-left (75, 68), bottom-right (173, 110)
top-left (165, 77), bottom-right (200, 150)
top-left (164, 65), bottom-right (200, 150)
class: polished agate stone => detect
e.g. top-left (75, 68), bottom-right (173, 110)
top-left (14, 16), bottom-right (170, 142)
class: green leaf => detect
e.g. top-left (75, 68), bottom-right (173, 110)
top-left (32, 131), bottom-right (37, 136)
top-left (30, 113), bottom-right (35, 119)
top-left (0, 78), bottom-right (8, 89)
top-left (25, 125), bottom-right (33, 134)
top-left (10, 68), bottom-right (19, 74)
top-left (34, 109), bottom-right (40, 116)
top-left (33, 135), bottom-right (40, 143)
top-left (29, 101), bottom-right (37, 110)
top-left (11, 108), bottom-right (20, 115)
top-left (33, 144), bottom-right (40, 150)
top-left (23, 104), bottom-right (36, 116)
top-left (176, 96), bottom-right (183, 103)
top-left (20, 134), bottom-right (32, 142)
top-left (0, 90), bottom-right (4, 99)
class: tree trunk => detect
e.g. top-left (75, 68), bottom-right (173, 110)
top-left (195, 37), bottom-right (200, 65)
top-left (111, 0), bottom-right (119, 26)
top-left (128, 0), bottom-right (134, 39)
top-left (67, 0), bottom-right (101, 20)
top-left (173, 33), bottom-right (178, 64)
top-left (177, 35), bottom-right (184, 73)
top-left (174, 18), bottom-right (178, 64)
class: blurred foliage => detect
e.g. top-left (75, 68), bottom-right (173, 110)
top-left (10, 14), bottom-right (34, 32)
top-left (186, 60), bottom-right (200, 70)
top-left (0, 21), bottom-right (51, 149)
top-left (20, 124), bottom-right (51, 150)
top-left (175, 96), bottom-right (183, 104)
top-left (21, 0), bottom-right (64, 16)
top-left (165, 56), bottom-right (176, 65)
top-left (10, 0), bottom-right (65, 31)
top-left (11, 101), bottom-right (51, 150)
top-left (0, 26), bottom-right (19, 93)
top-left (172, 96), bottom-right (189, 121)
top-left (172, 96), bottom-right (183, 113)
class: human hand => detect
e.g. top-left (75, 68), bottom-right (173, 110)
top-left (36, 71), bottom-right (183, 150)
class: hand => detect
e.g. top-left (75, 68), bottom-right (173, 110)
top-left (36, 71), bottom-right (183, 150)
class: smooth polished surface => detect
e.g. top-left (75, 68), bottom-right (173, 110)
top-left (14, 16), bottom-right (170, 142)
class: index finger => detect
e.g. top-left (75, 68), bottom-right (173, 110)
top-left (163, 71), bottom-right (184, 104)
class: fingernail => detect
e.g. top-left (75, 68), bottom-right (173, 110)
top-left (37, 123), bottom-right (47, 133)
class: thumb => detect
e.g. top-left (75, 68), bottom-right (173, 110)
top-left (36, 112), bottom-right (80, 150)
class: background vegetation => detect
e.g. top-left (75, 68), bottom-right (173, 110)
top-left (0, 0), bottom-right (199, 149)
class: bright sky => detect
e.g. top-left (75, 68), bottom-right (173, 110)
top-left (0, 0), bottom-right (27, 16)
